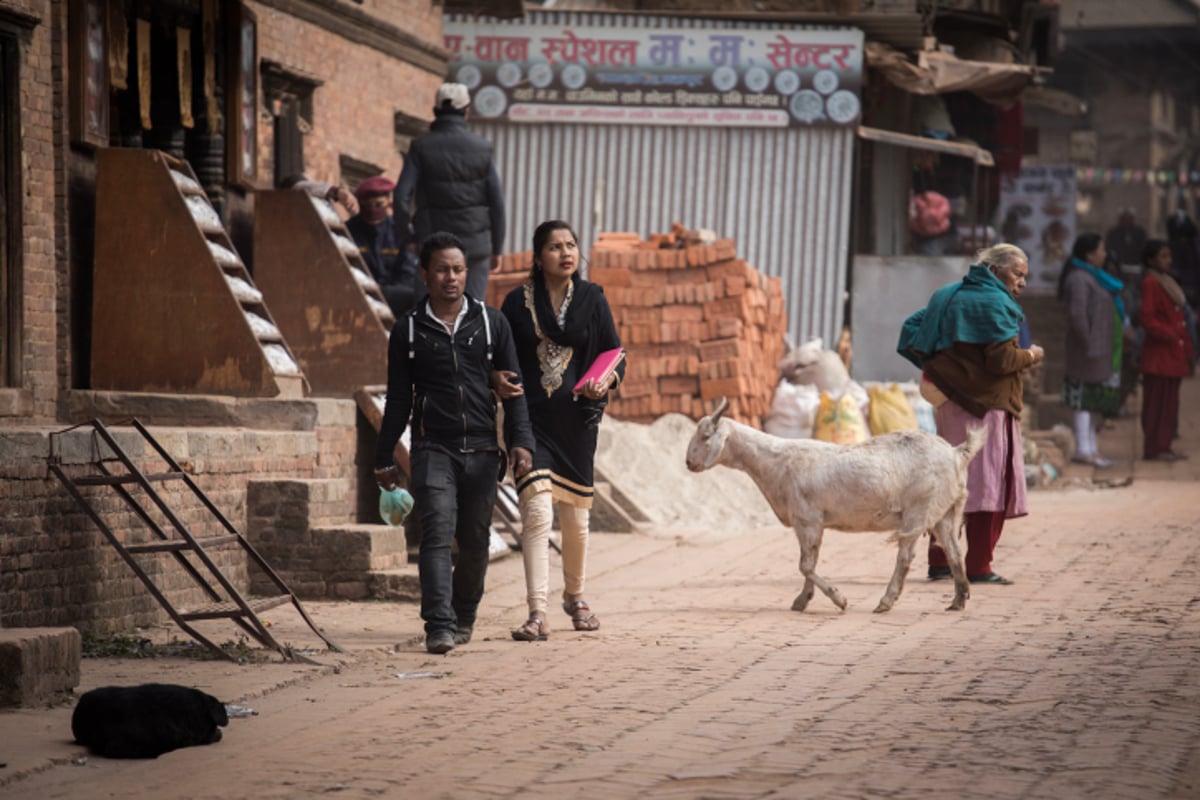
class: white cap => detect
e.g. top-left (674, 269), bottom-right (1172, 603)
top-left (435, 82), bottom-right (471, 111)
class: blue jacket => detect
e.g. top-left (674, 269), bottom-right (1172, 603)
top-left (345, 213), bottom-right (414, 289)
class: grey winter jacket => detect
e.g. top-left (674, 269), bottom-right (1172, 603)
top-left (392, 113), bottom-right (505, 261)
top-left (1062, 267), bottom-right (1119, 384)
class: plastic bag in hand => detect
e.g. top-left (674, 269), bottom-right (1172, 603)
top-left (379, 487), bottom-right (414, 527)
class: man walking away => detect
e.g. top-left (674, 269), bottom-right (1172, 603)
top-left (393, 83), bottom-right (506, 304)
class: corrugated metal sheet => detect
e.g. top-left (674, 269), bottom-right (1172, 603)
top-left (452, 11), bottom-right (856, 347)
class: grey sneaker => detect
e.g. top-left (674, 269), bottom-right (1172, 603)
top-left (426, 631), bottom-right (455, 654)
top-left (453, 626), bottom-right (473, 646)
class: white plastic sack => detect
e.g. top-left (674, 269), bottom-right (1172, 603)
top-left (898, 381), bottom-right (937, 435)
top-left (843, 379), bottom-right (870, 421)
top-left (764, 380), bottom-right (820, 439)
top-left (488, 527), bottom-right (512, 561)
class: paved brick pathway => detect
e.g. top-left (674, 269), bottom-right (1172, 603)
top-left (3, 380), bottom-right (1198, 800)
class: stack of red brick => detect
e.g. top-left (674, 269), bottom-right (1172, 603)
top-left (484, 228), bottom-right (786, 427)
top-left (590, 228), bottom-right (786, 427)
top-left (485, 251), bottom-right (533, 308)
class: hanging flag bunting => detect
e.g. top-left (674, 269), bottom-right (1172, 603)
top-left (1072, 166), bottom-right (1200, 185)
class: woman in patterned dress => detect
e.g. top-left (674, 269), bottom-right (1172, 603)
top-left (497, 220), bottom-right (625, 641)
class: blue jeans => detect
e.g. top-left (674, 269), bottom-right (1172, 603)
top-left (410, 447), bottom-right (500, 636)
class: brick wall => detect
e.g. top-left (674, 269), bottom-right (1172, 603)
top-left (0, 399), bottom-right (359, 633)
top-left (0, 0), bottom-right (444, 633)
top-left (249, 0), bottom-right (445, 189)
top-left (0, 1), bottom-right (56, 423)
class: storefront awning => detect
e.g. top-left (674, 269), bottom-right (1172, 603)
top-left (1020, 85), bottom-right (1087, 117)
top-left (857, 125), bottom-right (994, 167)
top-left (865, 41), bottom-right (1043, 107)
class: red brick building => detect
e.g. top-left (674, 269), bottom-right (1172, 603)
top-left (0, 0), bottom-right (447, 633)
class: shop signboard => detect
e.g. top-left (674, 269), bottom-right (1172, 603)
top-left (443, 21), bottom-right (863, 128)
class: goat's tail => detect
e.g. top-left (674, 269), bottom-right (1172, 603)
top-left (955, 425), bottom-right (987, 471)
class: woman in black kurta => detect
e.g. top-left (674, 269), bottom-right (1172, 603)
top-left (498, 220), bottom-right (625, 641)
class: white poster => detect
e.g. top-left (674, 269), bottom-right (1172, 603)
top-left (996, 165), bottom-right (1076, 292)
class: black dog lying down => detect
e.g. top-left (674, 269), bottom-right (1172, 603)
top-left (72, 683), bottom-right (229, 759)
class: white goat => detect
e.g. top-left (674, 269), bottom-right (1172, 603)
top-left (685, 397), bottom-right (985, 613)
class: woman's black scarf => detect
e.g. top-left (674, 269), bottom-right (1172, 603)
top-left (530, 271), bottom-right (608, 426)
top-left (530, 271), bottom-right (603, 350)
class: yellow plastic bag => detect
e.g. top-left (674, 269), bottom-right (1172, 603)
top-left (867, 383), bottom-right (919, 435)
top-left (812, 392), bottom-right (870, 444)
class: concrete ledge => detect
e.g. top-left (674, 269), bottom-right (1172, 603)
top-left (66, 390), bottom-right (350, 431)
top-left (0, 388), bottom-right (34, 417)
top-left (0, 627), bottom-right (82, 708)
top-left (367, 566), bottom-right (422, 602)
top-left (314, 525), bottom-right (409, 573)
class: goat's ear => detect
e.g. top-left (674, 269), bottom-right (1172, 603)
top-left (702, 422), bottom-right (726, 469)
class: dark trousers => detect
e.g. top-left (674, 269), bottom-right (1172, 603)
top-left (929, 511), bottom-right (1006, 577)
top-left (929, 415), bottom-right (1015, 577)
top-left (1142, 373), bottom-right (1181, 458)
top-left (410, 447), bottom-right (500, 635)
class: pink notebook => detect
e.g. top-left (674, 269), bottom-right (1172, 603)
top-left (573, 348), bottom-right (625, 394)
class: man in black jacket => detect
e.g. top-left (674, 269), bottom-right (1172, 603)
top-left (393, 82), bottom-right (506, 304)
top-left (374, 232), bottom-right (533, 654)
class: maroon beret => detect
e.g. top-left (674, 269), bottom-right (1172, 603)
top-left (354, 175), bottom-right (396, 199)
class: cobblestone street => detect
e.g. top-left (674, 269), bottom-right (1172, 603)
top-left (3, 381), bottom-right (1199, 800)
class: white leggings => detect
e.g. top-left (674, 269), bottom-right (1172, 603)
top-left (1074, 409), bottom-right (1100, 457)
top-left (519, 488), bottom-right (590, 616)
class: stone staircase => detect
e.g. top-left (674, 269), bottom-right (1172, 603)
top-left (243, 470), bottom-right (651, 604)
top-left (592, 466), bottom-right (652, 532)
top-left (246, 477), bottom-right (418, 601)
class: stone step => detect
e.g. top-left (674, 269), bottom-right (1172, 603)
top-left (591, 482), bottom-right (642, 533)
top-left (597, 471), bottom-right (652, 523)
top-left (0, 628), bottom-right (82, 708)
top-left (247, 477), bottom-right (353, 531)
top-left (312, 524), bottom-right (410, 572)
top-left (367, 565), bottom-right (421, 602)
top-left (591, 466), bottom-right (652, 533)
top-left (251, 523), bottom-right (409, 600)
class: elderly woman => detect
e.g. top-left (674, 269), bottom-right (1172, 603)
top-left (1139, 239), bottom-right (1194, 461)
top-left (898, 244), bottom-right (1044, 585)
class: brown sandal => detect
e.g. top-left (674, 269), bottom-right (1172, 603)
top-left (562, 600), bottom-right (600, 632)
top-left (511, 614), bottom-right (548, 642)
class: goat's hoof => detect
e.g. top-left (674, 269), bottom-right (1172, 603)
top-left (833, 595), bottom-right (848, 611)
top-left (947, 597), bottom-right (967, 611)
top-left (872, 602), bottom-right (893, 614)
top-left (790, 596), bottom-right (811, 612)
